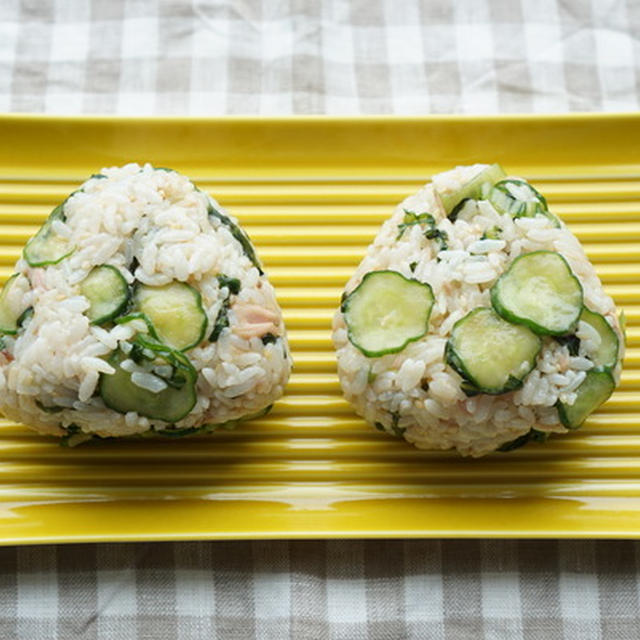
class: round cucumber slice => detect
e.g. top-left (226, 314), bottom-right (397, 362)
top-left (23, 204), bottom-right (75, 267)
top-left (99, 335), bottom-right (197, 423)
top-left (437, 163), bottom-right (506, 216)
top-left (448, 198), bottom-right (478, 223)
top-left (489, 179), bottom-right (560, 228)
top-left (489, 179), bottom-right (547, 215)
top-left (491, 251), bottom-right (583, 336)
top-left (556, 369), bottom-right (615, 429)
top-left (341, 270), bottom-right (434, 358)
top-left (579, 307), bottom-right (619, 371)
top-left (446, 307), bottom-right (541, 395)
top-left (0, 274), bottom-right (29, 335)
top-left (80, 265), bottom-right (130, 325)
top-left (134, 281), bottom-right (207, 351)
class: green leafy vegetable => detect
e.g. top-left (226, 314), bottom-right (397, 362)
top-left (217, 274), bottom-right (241, 295)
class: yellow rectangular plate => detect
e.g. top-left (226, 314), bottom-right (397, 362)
top-left (0, 113), bottom-right (639, 543)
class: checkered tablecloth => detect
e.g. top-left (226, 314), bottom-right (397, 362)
top-left (1, 1), bottom-right (640, 638)
top-left (2, 540), bottom-right (640, 639)
top-left (3, 0), bottom-right (639, 115)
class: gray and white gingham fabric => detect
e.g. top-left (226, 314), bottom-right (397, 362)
top-left (2, 0), bottom-right (640, 638)
top-left (2, 0), bottom-right (639, 115)
top-left (1, 540), bottom-right (640, 639)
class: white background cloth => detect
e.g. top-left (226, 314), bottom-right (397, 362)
top-left (1, 0), bottom-right (640, 638)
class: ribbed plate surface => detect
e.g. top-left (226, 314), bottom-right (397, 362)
top-left (0, 114), bottom-right (639, 543)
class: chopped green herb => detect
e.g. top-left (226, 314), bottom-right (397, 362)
top-left (555, 334), bottom-right (581, 357)
top-left (156, 423), bottom-right (220, 438)
top-left (210, 276), bottom-right (241, 343)
top-left (396, 210), bottom-right (435, 240)
top-left (373, 412), bottom-right (405, 437)
top-left (210, 299), bottom-right (230, 342)
top-left (481, 226), bottom-right (502, 240)
top-left (425, 227), bottom-right (448, 251)
top-left (497, 428), bottom-right (548, 452)
top-left (390, 412), bottom-right (405, 437)
top-left (208, 203), bottom-right (263, 274)
top-left (409, 261), bottom-right (418, 273)
top-left (261, 333), bottom-right (278, 345)
top-left (217, 274), bottom-right (241, 295)
top-left (116, 312), bottom-right (160, 341)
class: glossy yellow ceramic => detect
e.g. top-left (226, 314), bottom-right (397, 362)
top-left (0, 113), bottom-right (638, 544)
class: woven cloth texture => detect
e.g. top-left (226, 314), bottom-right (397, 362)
top-left (2, 0), bottom-right (639, 114)
top-left (1, 0), bottom-right (640, 639)
top-left (1, 540), bottom-right (640, 640)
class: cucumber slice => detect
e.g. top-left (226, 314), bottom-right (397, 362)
top-left (23, 204), bottom-right (75, 267)
top-left (134, 281), bottom-right (207, 351)
top-left (448, 198), bottom-right (478, 223)
top-left (579, 307), bottom-right (619, 370)
top-left (488, 179), bottom-right (560, 228)
top-left (341, 270), bottom-right (434, 358)
top-left (556, 369), bottom-right (615, 429)
top-left (16, 306), bottom-right (33, 328)
top-left (0, 274), bottom-right (29, 335)
top-left (446, 307), bottom-right (541, 395)
top-left (491, 251), bottom-right (583, 336)
top-left (488, 179), bottom-right (546, 217)
top-left (99, 335), bottom-right (197, 423)
top-left (80, 265), bottom-right (130, 325)
top-left (437, 163), bottom-right (506, 216)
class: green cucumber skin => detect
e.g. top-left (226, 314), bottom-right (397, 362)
top-left (23, 203), bottom-right (76, 268)
top-left (0, 274), bottom-right (20, 334)
top-left (342, 270), bottom-right (434, 358)
top-left (82, 265), bottom-right (130, 325)
top-left (444, 341), bottom-right (519, 394)
top-left (99, 337), bottom-right (197, 423)
top-left (438, 163), bottom-right (507, 215)
top-left (115, 312), bottom-right (160, 341)
top-left (16, 306), bottom-right (33, 328)
top-left (579, 307), bottom-right (620, 371)
top-left (488, 179), bottom-right (561, 229)
top-left (133, 282), bottom-right (207, 352)
top-left (447, 198), bottom-right (475, 222)
top-left (445, 309), bottom-right (541, 395)
top-left (556, 369), bottom-right (615, 430)
top-left (490, 251), bottom-right (583, 336)
top-left (490, 179), bottom-right (548, 211)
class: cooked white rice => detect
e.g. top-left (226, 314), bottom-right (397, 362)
top-left (332, 164), bottom-right (624, 457)
top-left (0, 163), bottom-right (291, 440)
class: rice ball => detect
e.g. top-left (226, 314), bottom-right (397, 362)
top-left (0, 164), bottom-right (291, 444)
top-left (332, 164), bottom-right (624, 456)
